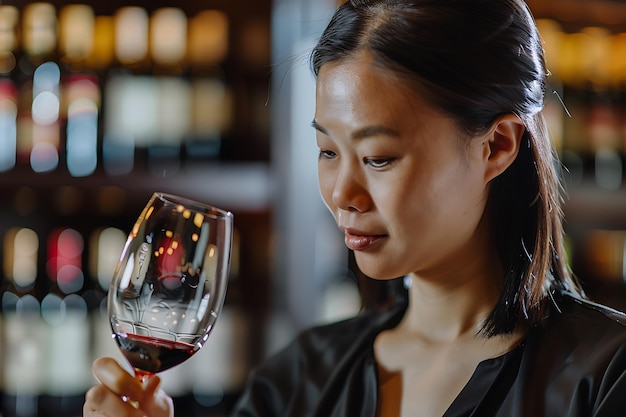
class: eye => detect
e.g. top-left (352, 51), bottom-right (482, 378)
top-left (318, 149), bottom-right (337, 160)
top-left (364, 157), bottom-right (396, 169)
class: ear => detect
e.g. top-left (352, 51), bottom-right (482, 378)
top-left (482, 114), bottom-right (525, 183)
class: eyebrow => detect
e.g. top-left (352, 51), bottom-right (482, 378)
top-left (311, 119), bottom-right (400, 140)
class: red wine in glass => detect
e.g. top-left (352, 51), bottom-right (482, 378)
top-left (114, 332), bottom-right (196, 379)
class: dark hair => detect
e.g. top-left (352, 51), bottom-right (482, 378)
top-left (311, 0), bottom-right (583, 335)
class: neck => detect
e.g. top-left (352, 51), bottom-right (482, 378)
top-left (400, 264), bottom-right (503, 342)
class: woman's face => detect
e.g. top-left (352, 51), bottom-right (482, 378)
top-left (314, 55), bottom-right (494, 281)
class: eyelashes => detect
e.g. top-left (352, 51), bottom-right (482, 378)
top-left (318, 148), bottom-right (397, 169)
top-left (364, 158), bottom-right (396, 169)
top-left (318, 149), bottom-right (336, 160)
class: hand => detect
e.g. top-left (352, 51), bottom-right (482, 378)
top-left (83, 357), bottom-right (174, 417)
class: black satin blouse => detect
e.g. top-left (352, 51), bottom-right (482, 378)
top-left (230, 292), bottom-right (626, 417)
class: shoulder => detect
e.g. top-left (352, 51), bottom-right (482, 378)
top-left (536, 291), bottom-right (626, 352)
top-left (518, 292), bottom-right (626, 415)
top-left (528, 291), bottom-right (626, 374)
top-left (545, 292), bottom-right (626, 339)
top-left (254, 306), bottom-right (404, 378)
top-left (296, 313), bottom-right (377, 351)
top-left (276, 304), bottom-right (406, 362)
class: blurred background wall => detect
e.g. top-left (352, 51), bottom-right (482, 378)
top-left (0, 0), bottom-right (625, 416)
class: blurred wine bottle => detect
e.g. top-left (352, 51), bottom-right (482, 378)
top-left (0, 5), bottom-right (19, 173)
top-left (17, 3), bottom-right (62, 174)
top-left (59, 4), bottom-right (100, 178)
top-left (609, 33), bottom-right (626, 178)
top-left (147, 7), bottom-right (190, 177)
top-left (1, 228), bottom-right (43, 417)
top-left (103, 6), bottom-right (154, 175)
top-left (185, 10), bottom-right (232, 162)
top-left (87, 227), bottom-right (129, 373)
top-left (39, 227), bottom-right (92, 415)
top-left (581, 27), bottom-right (623, 191)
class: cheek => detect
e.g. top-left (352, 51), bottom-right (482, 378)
top-left (318, 169), bottom-right (335, 210)
top-left (400, 164), bottom-right (481, 224)
top-left (433, 167), bottom-right (488, 224)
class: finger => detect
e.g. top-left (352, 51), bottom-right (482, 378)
top-left (143, 375), bottom-right (162, 398)
top-left (83, 385), bottom-right (144, 417)
top-left (84, 412), bottom-right (109, 417)
top-left (92, 357), bottom-right (143, 403)
top-left (141, 376), bottom-right (174, 417)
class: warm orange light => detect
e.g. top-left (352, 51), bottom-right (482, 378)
top-left (150, 7), bottom-right (187, 65)
top-left (88, 16), bottom-right (115, 69)
top-left (4, 228), bottom-right (39, 288)
top-left (59, 5), bottom-right (95, 60)
top-left (188, 10), bottom-right (228, 65)
top-left (193, 212), bottom-right (204, 228)
top-left (22, 3), bottom-right (57, 57)
top-left (114, 6), bottom-right (148, 65)
top-left (0, 6), bottom-right (19, 53)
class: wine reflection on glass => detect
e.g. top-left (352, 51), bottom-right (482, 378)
top-left (108, 192), bottom-right (233, 391)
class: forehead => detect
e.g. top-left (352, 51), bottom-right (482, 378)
top-left (317, 56), bottom-right (412, 103)
top-left (314, 55), bottom-right (444, 130)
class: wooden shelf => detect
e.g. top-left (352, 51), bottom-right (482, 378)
top-left (0, 162), bottom-right (272, 213)
top-left (564, 180), bottom-right (626, 229)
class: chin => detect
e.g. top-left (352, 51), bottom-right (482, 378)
top-left (354, 252), bottom-right (408, 281)
top-left (354, 261), bottom-right (403, 281)
top-left (367, 274), bottom-right (404, 281)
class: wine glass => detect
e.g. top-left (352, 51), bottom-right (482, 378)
top-left (108, 192), bottom-right (233, 383)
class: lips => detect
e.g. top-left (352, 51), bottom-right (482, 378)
top-left (342, 228), bottom-right (385, 251)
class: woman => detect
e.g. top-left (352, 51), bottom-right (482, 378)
top-left (84, 0), bottom-right (626, 416)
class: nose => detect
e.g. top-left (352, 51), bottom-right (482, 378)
top-left (331, 164), bottom-right (371, 213)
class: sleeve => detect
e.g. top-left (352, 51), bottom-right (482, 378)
top-left (592, 343), bottom-right (626, 417)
